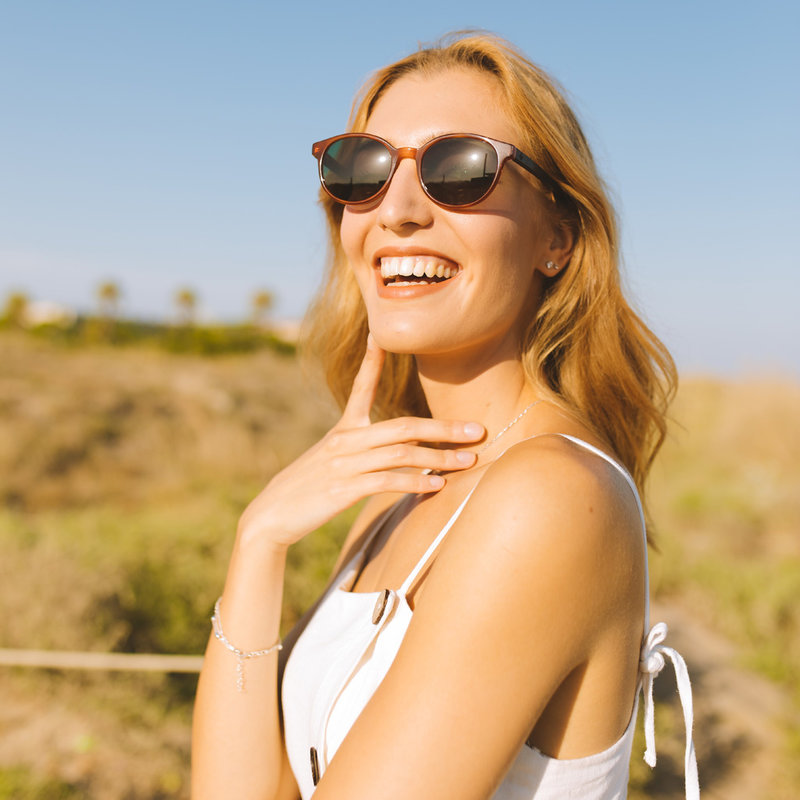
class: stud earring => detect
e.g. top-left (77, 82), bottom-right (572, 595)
top-left (545, 261), bottom-right (560, 271)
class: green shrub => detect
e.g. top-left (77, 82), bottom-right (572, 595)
top-left (0, 767), bottom-right (85, 800)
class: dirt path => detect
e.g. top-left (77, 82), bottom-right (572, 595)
top-left (644, 600), bottom-right (797, 799)
top-left (0, 673), bottom-right (192, 798)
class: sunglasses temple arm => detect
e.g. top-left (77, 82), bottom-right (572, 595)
top-left (512, 148), bottom-right (561, 197)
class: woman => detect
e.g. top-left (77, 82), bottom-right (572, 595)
top-left (192, 32), bottom-right (698, 800)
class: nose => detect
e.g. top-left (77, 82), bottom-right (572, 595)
top-left (376, 152), bottom-right (434, 231)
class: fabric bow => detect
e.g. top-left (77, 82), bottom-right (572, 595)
top-left (639, 621), bottom-right (700, 800)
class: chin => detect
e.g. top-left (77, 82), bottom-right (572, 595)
top-left (369, 331), bottom-right (420, 356)
top-left (372, 331), bottom-right (464, 360)
top-left (368, 322), bottom-right (438, 357)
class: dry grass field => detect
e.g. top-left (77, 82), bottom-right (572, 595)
top-left (0, 332), bottom-right (798, 799)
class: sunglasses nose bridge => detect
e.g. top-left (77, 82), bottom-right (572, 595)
top-left (394, 146), bottom-right (418, 162)
top-left (384, 145), bottom-right (425, 199)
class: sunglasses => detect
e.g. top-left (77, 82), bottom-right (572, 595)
top-left (311, 133), bottom-right (557, 209)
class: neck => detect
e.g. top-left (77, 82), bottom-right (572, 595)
top-left (415, 346), bottom-right (538, 449)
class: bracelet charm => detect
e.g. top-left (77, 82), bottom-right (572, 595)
top-left (211, 596), bottom-right (283, 692)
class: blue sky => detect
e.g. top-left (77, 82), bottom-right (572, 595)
top-left (1, 0), bottom-right (798, 375)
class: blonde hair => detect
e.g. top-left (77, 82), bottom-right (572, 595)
top-left (304, 31), bottom-right (676, 493)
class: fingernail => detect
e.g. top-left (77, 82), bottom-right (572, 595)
top-left (455, 450), bottom-right (475, 464)
top-left (429, 475), bottom-right (445, 489)
top-left (463, 423), bottom-right (483, 437)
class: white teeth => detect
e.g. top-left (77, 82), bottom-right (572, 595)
top-left (379, 256), bottom-right (459, 283)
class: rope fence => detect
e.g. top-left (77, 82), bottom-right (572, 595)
top-left (0, 648), bottom-right (203, 673)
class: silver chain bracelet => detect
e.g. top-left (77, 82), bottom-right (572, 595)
top-left (211, 596), bottom-right (283, 692)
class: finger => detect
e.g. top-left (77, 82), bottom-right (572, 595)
top-left (341, 333), bottom-right (385, 426)
top-left (332, 443), bottom-right (478, 476)
top-left (332, 470), bottom-right (447, 503)
top-left (328, 417), bottom-right (485, 453)
top-left (360, 470), bottom-right (447, 496)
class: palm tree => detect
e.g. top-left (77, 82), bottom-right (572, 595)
top-left (97, 281), bottom-right (121, 319)
top-left (251, 289), bottom-right (275, 328)
top-left (175, 287), bottom-right (198, 325)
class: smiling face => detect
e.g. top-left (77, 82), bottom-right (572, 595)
top-left (340, 68), bottom-right (565, 367)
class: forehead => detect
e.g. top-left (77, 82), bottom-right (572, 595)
top-left (365, 68), bottom-right (520, 148)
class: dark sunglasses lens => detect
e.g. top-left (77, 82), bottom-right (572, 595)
top-left (321, 137), bottom-right (392, 203)
top-left (420, 138), bottom-right (498, 206)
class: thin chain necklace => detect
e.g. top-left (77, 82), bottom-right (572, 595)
top-left (475, 399), bottom-right (542, 457)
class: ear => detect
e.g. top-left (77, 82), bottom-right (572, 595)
top-left (534, 219), bottom-right (576, 277)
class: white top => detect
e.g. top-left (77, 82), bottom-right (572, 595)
top-left (281, 435), bottom-right (699, 799)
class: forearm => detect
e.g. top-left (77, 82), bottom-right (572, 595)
top-left (192, 535), bottom-right (289, 799)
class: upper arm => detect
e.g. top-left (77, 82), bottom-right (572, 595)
top-left (313, 437), bottom-right (644, 800)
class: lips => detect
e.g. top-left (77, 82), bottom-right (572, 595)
top-left (379, 255), bottom-right (459, 286)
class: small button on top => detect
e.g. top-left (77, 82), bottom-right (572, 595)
top-left (372, 589), bottom-right (391, 625)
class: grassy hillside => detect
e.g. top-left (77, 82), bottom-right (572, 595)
top-left (0, 332), bottom-right (797, 798)
top-left (650, 376), bottom-right (800, 689)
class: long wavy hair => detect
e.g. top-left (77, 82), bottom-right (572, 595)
top-left (304, 31), bottom-right (676, 494)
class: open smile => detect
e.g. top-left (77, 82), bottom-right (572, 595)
top-left (379, 256), bottom-right (460, 287)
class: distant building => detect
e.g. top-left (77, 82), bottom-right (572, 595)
top-left (23, 301), bottom-right (77, 328)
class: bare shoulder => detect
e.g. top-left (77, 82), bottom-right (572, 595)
top-left (479, 433), bottom-right (642, 551)
top-left (423, 432), bottom-right (645, 637)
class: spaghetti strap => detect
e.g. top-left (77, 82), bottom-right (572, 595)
top-left (546, 434), bottom-right (651, 627)
top-left (344, 495), bottom-right (415, 590)
top-left (398, 484), bottom-right (479, 596)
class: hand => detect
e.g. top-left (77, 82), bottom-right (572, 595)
top-left (237, 336), bottom-right (485, 550)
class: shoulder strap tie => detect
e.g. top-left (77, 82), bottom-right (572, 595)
top-left (639, 622), bottom-right (700, 800)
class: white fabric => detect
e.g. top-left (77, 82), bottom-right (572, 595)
top-left (640, 623), bottom-right (700, 800)
top-left (281, 434), bottom-right (699, 799)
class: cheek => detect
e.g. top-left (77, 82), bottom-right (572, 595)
top-left (472, 217), bottom-right (540, 289)
top-left (469, 179), bottom-right (547, 269)
top-left (459, 213), bottom-right (545, 329)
